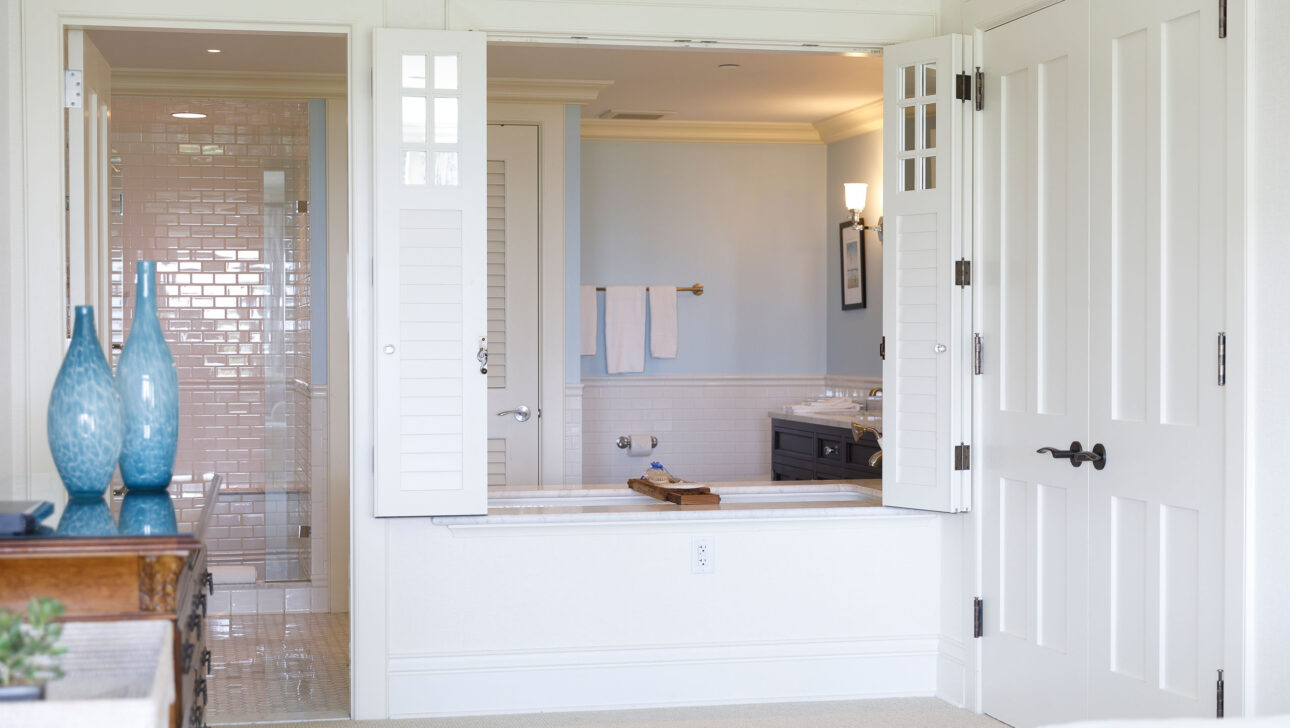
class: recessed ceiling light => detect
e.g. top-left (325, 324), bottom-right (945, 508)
top-left (717, 63), bottom-right (741, 70)
top-left (206, 48), bottom-right (222, 53)
top-left (171, 112), bottom-right (207, 119)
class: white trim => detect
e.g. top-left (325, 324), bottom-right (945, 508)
top-left (488, 77), bottom-right (612, 105)
top-left (813, 100), bottom-right (884, 144)
top-left (581, 119), bottom-right (823, 145)
top-left (111, 69), bottom-right (346, 98)
top-left (386, 635), bottom-right (940, 717)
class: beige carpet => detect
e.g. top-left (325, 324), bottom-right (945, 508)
top-left (239, 697), bottom-right (1008, 728)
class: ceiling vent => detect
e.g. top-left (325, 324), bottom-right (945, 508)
top-left (598, 109), bottom-right (674, 120)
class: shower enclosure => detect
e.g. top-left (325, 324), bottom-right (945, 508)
top-left (109, 96), bottom-right (321, 588)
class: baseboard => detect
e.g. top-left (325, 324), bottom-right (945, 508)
top-left (386, 635), bottom-right (939, 717)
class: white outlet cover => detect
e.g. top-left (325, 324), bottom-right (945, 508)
top-left (692, 535), bottom-right (715, 574)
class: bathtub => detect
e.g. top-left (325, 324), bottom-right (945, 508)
top-left (431, 479), bottom-right (907, 525)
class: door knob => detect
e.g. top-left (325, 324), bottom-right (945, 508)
top-left (497, 405), bottom-right (531, 422)
top-left (1036, 441), bottom-right (1107, 470)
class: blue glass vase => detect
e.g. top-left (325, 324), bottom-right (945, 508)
top-left (119, 491), bottom-right (178, 536)
top-left (117, 260), bottom-right (179, 491)
top-left (47, 305), bottom-right (123, 499)
top-left (56, 496), bottom-right (118, 537)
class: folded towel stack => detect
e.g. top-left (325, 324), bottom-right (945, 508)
top-left (786, 397), bottom-right (863, 415)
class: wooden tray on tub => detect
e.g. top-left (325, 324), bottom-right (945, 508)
top-left (628, 479), bottom-right (721, 505)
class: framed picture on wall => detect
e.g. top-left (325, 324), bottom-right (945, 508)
top-left (839, 221), bottom-right (867, 310)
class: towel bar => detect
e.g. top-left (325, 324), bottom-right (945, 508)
top-left (595, 283), bottom-right (704, 296)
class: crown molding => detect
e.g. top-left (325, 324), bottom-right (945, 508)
top-left (813, 100), bottom-right (884, 144)
top-left (112, 69), bottom-right (346, 98)
top-left (581, 119), bottom-right (822, 144)
top-left (488, 78), bottom-right (614, 105)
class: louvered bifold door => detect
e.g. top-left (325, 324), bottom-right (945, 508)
top-left (373, 29), bottom-right (487, 516)
top-left (881, 34), bottom-right (972, 513)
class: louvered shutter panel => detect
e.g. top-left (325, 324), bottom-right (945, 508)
top-left (373, 29), bottom-right (487, 516)
top-left (881, 34), bottom-right (973, 513)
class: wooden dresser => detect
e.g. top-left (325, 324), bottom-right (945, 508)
top-left (0, 486), bottom-right (217, 728)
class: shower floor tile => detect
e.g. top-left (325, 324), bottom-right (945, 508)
top-left (208, 612), bottom-right (350, 725)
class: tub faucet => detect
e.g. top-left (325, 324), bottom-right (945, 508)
top-left (868, 386), bottom-right (883, 397)
top-left (868, 451), bottom-right (883, 468)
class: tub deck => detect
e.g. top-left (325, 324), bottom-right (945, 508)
top-left (432, 479), bottom-right (919, 525)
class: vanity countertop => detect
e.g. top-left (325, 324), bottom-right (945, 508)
top-left (769, 410), bottom-right (882, 430)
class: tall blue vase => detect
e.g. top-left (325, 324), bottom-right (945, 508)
top-left (47, 306), bottom-right (123, 499)
top-left (117, 260), bottom-right (179, 491)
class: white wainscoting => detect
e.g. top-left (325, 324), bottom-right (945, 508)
top-left (578, 375), bottom-right (880, 484)
top-left (384, 509), bottom-right (941, 717)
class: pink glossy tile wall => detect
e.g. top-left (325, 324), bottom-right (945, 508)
top-left (110, 97), bottom-right (311, 490)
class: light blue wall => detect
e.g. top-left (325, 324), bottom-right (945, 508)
top-left (825, 130), bottom-right (884, 377)
top-left (564, 105), bottom-right (582, 383)
top-left (580, 141), bottom-right (827, 377)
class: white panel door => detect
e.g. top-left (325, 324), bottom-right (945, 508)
top-left (65, 29), bottom-right (113, 339)
top-left (485, 124), bottom-right (540, 486)
top-left (979, 2), bottom-right (1090, 726)
top-left (1088, 0), bottom-right (1226, 717)
top-left (882, 33), bottom-right (972, 513)
top-left (373, 29), bottom-right (488, 516)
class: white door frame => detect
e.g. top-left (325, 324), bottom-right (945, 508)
top-left (961, 0), bottom-right (1249, 717)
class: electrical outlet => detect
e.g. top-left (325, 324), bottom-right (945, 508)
top-left (692, 535), bottom-right (715, 573)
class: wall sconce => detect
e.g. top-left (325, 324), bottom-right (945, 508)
top-left (844, 182), bottom-right (884, 243)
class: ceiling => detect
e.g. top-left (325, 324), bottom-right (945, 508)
top-left (83, 30), bottom-right (882, 125)
top-left (488, 44), bottom-right (883, 124)
top-left (86, 29), bottom-right (347, 74)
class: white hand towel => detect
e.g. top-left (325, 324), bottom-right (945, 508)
top-left (604, 286), bottom-right (646, 374)
top-left (649, 285), bottom-right (678, 359)
top-left (579, 285), bottom-right (598, 356)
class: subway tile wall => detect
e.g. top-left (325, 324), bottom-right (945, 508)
top-left (110, 97), bottom-right (319, 598)
top-left (578, 375), bottom-right (881, 485)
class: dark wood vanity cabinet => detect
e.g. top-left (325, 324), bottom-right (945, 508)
top-left (771, 418), bottom-right (882, 481)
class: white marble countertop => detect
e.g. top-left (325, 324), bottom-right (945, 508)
top-left (768, 410), bottom-right (883, 430)
top-left (434, 480), bottom-right (930, 526)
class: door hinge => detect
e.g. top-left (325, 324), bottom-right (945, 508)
top-left (1217, 669), bottom-right (1225, 717)
top-left (955, 259), bottom-right (971, 286)
top-left (63, 70), bottom-right (83, 109)
top-left (974, 67), bottom-right (984, 111)
top-left (955, 444), bottom-right (971, 471)
top-left (955, 72), bottom-right (972, 102)
top-left (296, 200), bottom-right (309, 214)
top-left (65, 195), bottom-right (70, 212)
top-left (1217, 332), bottom-right (1226, 386)
top-left (1219, 0), bottom-right (1227, 38)
top-left (973, 597), bottom-right (984, 638)
top-left (973, 333), bottom-right (983, 375)
top-left (880, 335), bottom-right (886, 361)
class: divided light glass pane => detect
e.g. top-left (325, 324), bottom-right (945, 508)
top-left (923, 63), bottom-right (937, 96)
top-left (434, 97), bottom-right (459, 144)
top-left (434, 151), bottom-right (459, 186)
top-left (924, 103), bottom-right (937, 149)
top-left (923, 156), bottom-right (937, 190)
top-left (403, 151), bottom-right (427, 185)
top-left (903, 106), bottom-right (916, 152)
top-left (903, 65), bottom-right (917, 99)
top-left (903, 157), bottom-right (917, 192)
top-left (402, 97), bottom-right (426, 144)
top-left (434, 55), bottom-right (459, 90)
top-left (402, 54), bottom-right (426, 89)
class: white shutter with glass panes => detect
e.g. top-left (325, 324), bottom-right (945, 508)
top-left (372, 29), bottom-right (488, 516)
top-left (881, 34), bottom-right (972, 513)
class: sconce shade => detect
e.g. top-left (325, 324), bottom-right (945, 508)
top-left (844, 182), bottom-right (868, 213)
